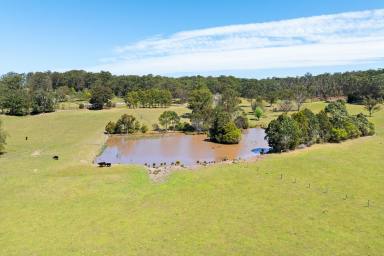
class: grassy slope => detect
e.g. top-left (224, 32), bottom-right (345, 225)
top-left (0, 102), bottom-right (383, 255)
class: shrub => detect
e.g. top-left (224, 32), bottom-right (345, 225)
top-left (265, 114), bottom-right (301, 152)
top-left (330, 128), bottom-right (348, 142)
top-left (316, 110), bottom-right (332, 142)
top-left (176, 122), bottom-right (195, 132)
top-left (105, 121), bottom-right (116, 134)
top-left (140, 124), bottom-right (148, 133)
top-left (325, 100), bottom-right (348, 119)
top-left (79, 103), bottom-right (85, 109)
top-left (254, 107), bottom-right (263, 120)
top-left (354, 113), bottom-right (370, 136)
top-left (219, 122), bottom-right (242, 144)
top-left (368, 122), bottom-right (375, 135)
top-left (292, 109), bottom-right (319, 145)
top-left (343, 118), bottom-right (360, 139)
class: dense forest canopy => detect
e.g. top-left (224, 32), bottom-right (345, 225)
top-left (1, 68), bottom-right (383, 102)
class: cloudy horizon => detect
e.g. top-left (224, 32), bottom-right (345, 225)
top-left (86, 8), bottom-right (384, 77)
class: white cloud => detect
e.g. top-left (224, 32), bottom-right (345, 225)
top-left (88, 9), bottom-right (384, 76)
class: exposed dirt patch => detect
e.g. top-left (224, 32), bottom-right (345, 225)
top-left (31, 150), bottom-right (41, 157)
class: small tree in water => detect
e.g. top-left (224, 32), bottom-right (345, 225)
top-left (209, 109), bottom-right (241, 144)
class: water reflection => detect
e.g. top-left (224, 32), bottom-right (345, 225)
top-left (96, 128), bottom-right (270, 166)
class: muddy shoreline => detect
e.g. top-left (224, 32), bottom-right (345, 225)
top-left (146, 154), bottom-right (267, 182)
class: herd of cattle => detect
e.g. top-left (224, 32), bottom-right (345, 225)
top-left (97, 162), bottom-right (112, 167)
top-left (52, 155), bottom-right (111, 168)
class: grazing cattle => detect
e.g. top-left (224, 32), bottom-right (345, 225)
top-left (53, 156), bottom-right (59, 160)
top-left (98, 162), bottom-right (111, 167)
top-left (98, 162), bottom-right (106, 167)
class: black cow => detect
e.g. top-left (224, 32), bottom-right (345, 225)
top-left (98, 162), bottom-right (111, 167)
top-left (98, 162), bottom-right (106, 167)
top-left (53, 156), bottom-right (59, 160)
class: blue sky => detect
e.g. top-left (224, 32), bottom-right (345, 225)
top-left (1, 0), bottom-right (384, 78)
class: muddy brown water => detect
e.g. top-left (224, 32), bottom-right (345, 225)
top-left (96, 128), bottom-right (270, 166)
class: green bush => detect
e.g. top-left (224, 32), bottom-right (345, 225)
top-left (254, 107), bottom-right (263, 120)
top-left (175, 122), bottom-right (195, 132)
top-left (355, 113), bottom-right (375, 136)
top-left (220, 122), bottom-right (242, 144)
top-left (325, 100), bottom-right (348, 117)
top-left (343, 118), bottom-right (360, 139)
top-left (105, 121), bottom-right (116, 134)
top-left (140, 124), bottom-right (148, 133)
top-left (368, 122), bottom-right (375, 135)
top-left (209, 109), bottom-right (242, 144)
top-left (330, 128), bottom-right (348, 143)
top-left (265, 114), bottom-right (301, 152)
top-left (316, 110), bottom-right (332, 142)
top-left (292, 108), bottom-right (319, 145)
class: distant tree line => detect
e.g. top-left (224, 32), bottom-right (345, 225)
top-left (265, 100), bottom-right (375, 152)
top-left (1, 69), bottom-right (383, 115)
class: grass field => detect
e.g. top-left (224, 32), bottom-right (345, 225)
top-left (1, 102), bottom-right (383, 255)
